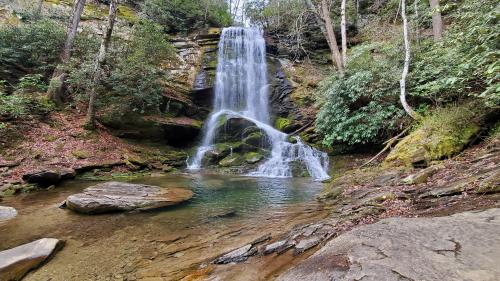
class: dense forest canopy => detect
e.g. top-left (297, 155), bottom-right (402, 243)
top-left (0, 0), bottom-right (498, 148)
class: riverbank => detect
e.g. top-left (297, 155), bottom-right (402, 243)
top-left (185, 135), bottom-right (500, 280)
top-left (0, 111), bottom-right (190, 196)
top-left (1, 135), bottom-right (498, 280)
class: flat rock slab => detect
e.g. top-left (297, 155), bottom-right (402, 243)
top-left (0, 238), bottom-right (63, 281)
top-left (65, 181), bottom-right (193, 214)
top-left (0, 206), bottom-right (17, 223)
top-left (213, 244), bottom-right (257, 264)
top-left (278, 208), bottom-right (500, 281)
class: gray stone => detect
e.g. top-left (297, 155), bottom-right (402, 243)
top-left (213, 244), bottom-right (257, 264)
top-left (402, 165), bottom-right (442, 185)
top-left (278, 208), bottom-right (500, 281)
top-left (0, 238), bottom-right (63, 281)
top-left (0, 206), bottom-right (17, 222)
top-left (420, 180), bottom-right (470, 198)
top-left (263, 240), bottom-right (289, 255)
top-left (65, 182), bottom-right (193, 214)
top-left (294, 236), bottom-right (322, 254)
top-left (21, 168), bottom-right (76, 187)
top-left (474, 170), bottom-right (500, 194)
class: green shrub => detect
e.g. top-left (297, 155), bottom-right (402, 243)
top-left (142, 0), bottom-right (231, 34)
top-left (15, 74), bottom-right (47, 93)
top-left (67, 20), bottom-right (176, 114)
top-left (410, 0), bottom-right (499, 106)
top-left (0, 92), bottom-right (55, 119)
top-left (0, 19), bottom-right (65, 88)
top-left (316, 42), bottom-right (405, 146)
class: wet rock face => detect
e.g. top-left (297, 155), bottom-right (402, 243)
top-left (65, 182), bottom-right (193, 214)
top-left (267, 58), bottom-right (311, 133)
top-left (277, 208), bottom-right (500, 281)
top-left (0, 238), bottom-right (63, 281)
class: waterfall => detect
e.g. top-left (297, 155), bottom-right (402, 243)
top-left (188, 27), bottom-right (330, 181)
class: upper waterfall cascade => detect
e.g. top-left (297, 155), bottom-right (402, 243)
top-left (188, 27), bottom-right (330, 181)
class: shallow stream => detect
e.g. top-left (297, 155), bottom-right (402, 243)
top-left (0, 173), bottom-right (326, 280)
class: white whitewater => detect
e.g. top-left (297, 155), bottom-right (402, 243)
top-left (188, 27), bottom-right (330, 181)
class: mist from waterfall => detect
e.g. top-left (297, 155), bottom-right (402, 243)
top-left (188, 27), bottom-right (330, 181)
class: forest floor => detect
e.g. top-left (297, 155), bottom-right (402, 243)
top-left (0, 111), bottom-right (187, 196)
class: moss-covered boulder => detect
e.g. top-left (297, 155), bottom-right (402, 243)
top-left (275, 117), bottom-right (292, 132)
top-left (219, 154), bottom-right (244, 167)
top-left (161, 151), bottom-right (188, 167)
top-left (243, 132), bottom-right (269, 148)
top-left (244, 152), bottom-right (264, 164)
top-left (214, 117), bottom-right (256, 143)
top-left (385, 107), bottom-right (482, 167)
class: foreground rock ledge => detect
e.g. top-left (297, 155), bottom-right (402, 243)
top-left (65, 182), bottom-right (193, 214)
top-left (277, 208), bottom-right (500, 281)
top-left (0, 238), bottom-right (63, 281)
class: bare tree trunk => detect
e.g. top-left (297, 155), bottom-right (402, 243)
top-left (84, 0), bottom-right (118, 130)
top-left (429, 0), bottom-right (443, 41)
top-left (47, 0), bottom-right (86, 105)
top-left (354, 0), bottom-right (359, 20)
top-left (304, 0), bottom-right (344, 74)
top-left (400, 0), bottom-right (420, 120)
top-left (321, 0), bottom-right (344, 74)
top-left (341, 0), bottom-right (347, 68)
top-left (414, 0), bottom-right (420, 46)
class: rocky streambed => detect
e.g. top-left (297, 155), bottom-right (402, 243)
top-left (0, 137), bottom-right (499, 280)
top-left (0, 173), bottom-right (327, 280)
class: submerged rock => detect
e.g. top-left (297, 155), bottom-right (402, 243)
top-left (277, 208), bottom-right (500, 281)
top-left (65, 182), bottom-right (193, 214)
top-left (0, 206), bottom-right (17, 222)
top-left (0, 238), bottom-right (63, 281)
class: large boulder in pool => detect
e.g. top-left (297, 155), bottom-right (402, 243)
top-left (0, 238), bottom-right (63, 281)
top-left (65, 182), bottom-right (193, 214)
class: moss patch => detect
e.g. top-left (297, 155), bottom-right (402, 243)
top-left (244, 152), bottom-right (263, 164)
top-left (385, 105), bottom-right (482, 167)
top-left (275, 117), bottom-right (291, 131)
top-left (72, 150), bottom-right (90, 159)
top-left (219, 154), bottom-right (243, 167)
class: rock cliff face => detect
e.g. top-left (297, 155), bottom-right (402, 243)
top-left (267, 57), bottom-right (329, 144)
top-left (99, 28), bottom-right (221, 147)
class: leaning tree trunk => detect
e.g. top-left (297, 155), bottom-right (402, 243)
top-left (47, 0), bottom-right (86, 106)
top-left (429, 0), bottom-right (443, 41)
top-left (320, 0), bottom-right (344, 75)
top-left (341, 0), bottom-right (347, 68)
top-left (400, 0), bottom-right (420, 120)
top-left (305, 0), bottom-right (344, 74)
top-left (84, 0), bottom-right (118, 130)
